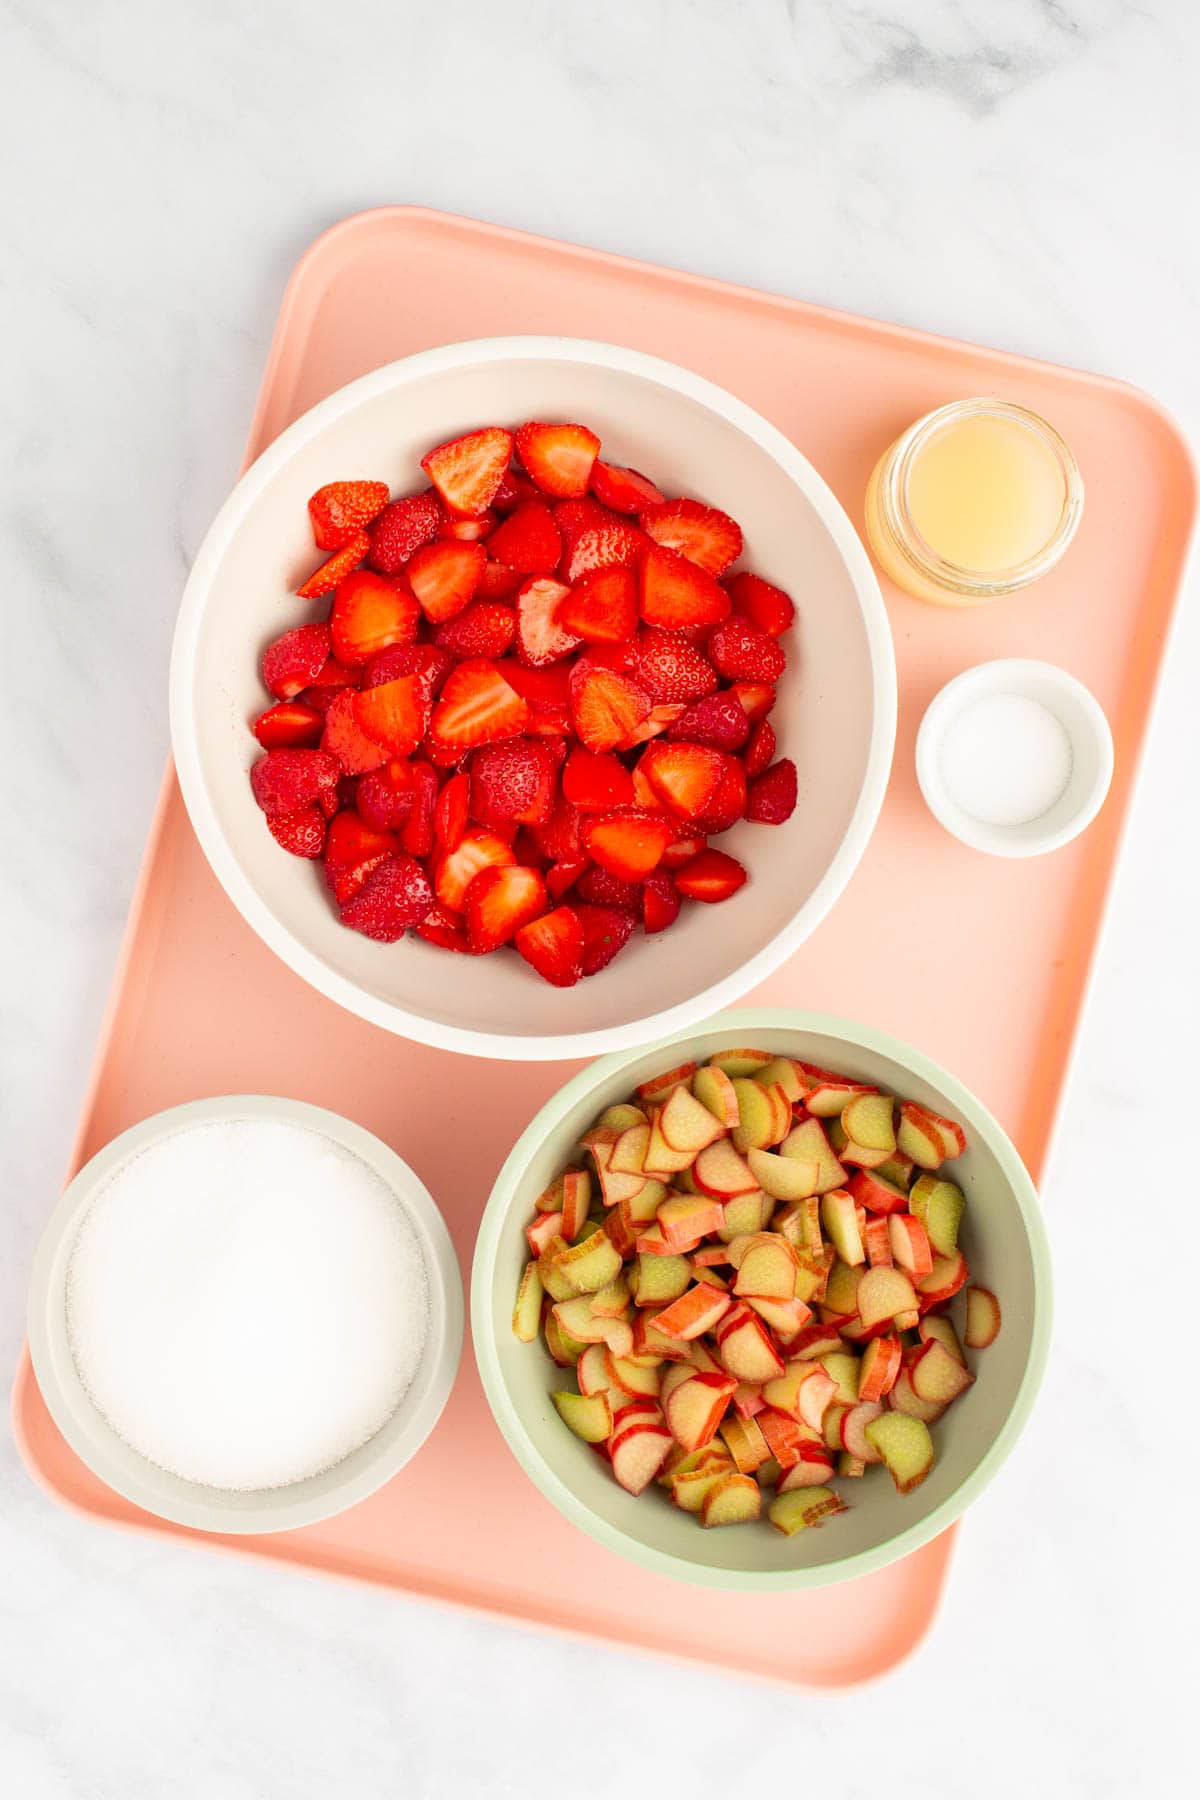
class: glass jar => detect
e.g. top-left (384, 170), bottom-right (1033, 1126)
top-left (864, 398), bottom-right (1084, 606)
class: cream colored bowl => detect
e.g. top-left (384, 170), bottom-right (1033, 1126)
top-left (170, 339), bottom-right (895, 1059)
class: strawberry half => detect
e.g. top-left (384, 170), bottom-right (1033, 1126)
top-left (575, 904), bottom-right (635, 976)
top-left (469, 738), bottom-right (559, 829)
top-left (666, 690), bottom-right (750, 752)
top-left (352, 675), bottom-right (431, 758)
top-left (726, 570), bottom-right (794, 636)
top-left (632, 629), bottom-right (718, 704)
top-left (557, 564), bottom-right (638, 644)
top-left (515, 422), bottom-right (600, 499)
top-left (433, 826), bottom-right (516, 912)
top-left (330, 570), bottom-right (420, 667)
top-left (515, 905), bottom-right (585, 986)
top-left (692, 756), bottom-right (747, 834)
top-left (487, 503), bottom-right (562, 575)
top-left (439, 511), bottom-right (496, 543)
top-left (493, 468), bottom-right (544, 513)
top-left (296, 531), bottom-right (371, 599)
top-left (729, 680), bottom-right (776, 725)
top-left (500, 660), bottom-right (573, 735)
top-left (320, 689), bottom-right (389, 774)
top-left (434, 601), bottom-right (516, 661)
top-left (356, 761), bottom-right (414, 832)
top-left (476, 560), bottom-right (524, 600)
top-left (619, 701), bottom-right (688, 750)
top-left (638, 741), bottom-right (729, 821)
top-left (250, 748), bottom-right (339, 816)
top-left (672, 847), bottom-right (748, 903)
top-left (584, 811), bottom-right (674, 882)
top-left (590, 462), bottom-right (664, 514)
top-left (546, 857), bottom-right (588, 899)
top-left (414, 901), bottom-right (472, 954)
top-left (434, 771), bottom-right (471, 852)
top-left (639, 544), bottom-right (730, 630)
top-left (252, 701), bottom-right (325, 750)
top-left (562, 746), bottom-right (637, 813)
top-left (339, 854), bottom-right (435, 941)
top-left (465, 864), bottom-right (549, 952)
top-left (531, 797), bottom-right (585, 863)
top-left (308, 480), bottom-right (391, 551)
top-left (640, 498), bottom-right (743, 576)
top-left (324, 811), bottom-right (399, 904)
top-left (642, 868), bottom-right (681, 935)
top-left (576, 866), bottom-right (642, 912)
top-left (743, 717), bottom-right (776, 778)
top-left (515, 578), bottom-right (579, 668)
top-left (262, 623), bottom-right (331, 699)
top-left (707, 614), bottom-right (786, 683)
top-left (569, 661), bottom-right (651, 754)
top-left (399, 762), bottom-right (438, 858)
top-left (367, 492), bottom-right (444, 572)
top-left (406, 540), bottom-right (487, 623)
top-left (364, 641), bottom-right (452, 701)
top-left (421, 428), bottom-right (514, 517)
top-left (745, 758), bottom-right (798, 824)
top-left (561, 515), bottom-right (646, 585)
top-left (429, 660), bottom-right (531, 752)
top-left (266, 805), bottom-right (326, 859)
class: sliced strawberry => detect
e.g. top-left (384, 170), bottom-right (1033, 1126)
top-left (561, 515), bottom-right (647, 585)
top-left (250, 748), bottom-right (339, 816)
top-left (320, 689), bottom-right (389, 774)
top-left (340, 854), bottom-right (435, 941)
top-left (729, 680), bottom-right (776, 725)
top-left (323, 811), bottom-right (399, 904)
top-left (693, 756), bottom-right (747, 833)
top-left (515, 905), bottom-right (585, 986)
top-left (414, 900), bottom-right (472, 953)
top-left (743, 717), bottom-right (776, 778)
top-left (642, 868), bottom-right (682, 934)
top-left (364, 641), bottom-right (452, 701)
top-left (630, 762), bottom-right (664, 813)
top-left (584, 811), bottom-right (674, 882)
top-left (672, 847), bottom-right (748, 903)
top-left (493, 468), bottom-right (543, 513)
top-left (308, 480), bottom-right (391, 551)
top-left (434, 600), bottom-right (516, 661)
top-left (330, 570), bottom-right (420, 667)
top-left (299, 658), bottom-right (357, 715)
top-left (562, 746), bottom-right (637, 813)
top-left (296, 531), bottom-right (371, 599)
top-left (406, 539), bottom-right (487, 623)
top-left (746, 758), bottom-right (798, 824)
top-left (557, 564), bottom-right (638, 644)
top-left (266, 805), bottom-right (326, 859)
top-left (399, 761), bottom-right (438, 857)
top-left (632, 629), bottom-right (719, 704)
top-left (469, 738), bottom-right (559, 829)
top-left (421, 428), bottom-right (514, 517)
top-left (638, 741), bottom-right (729, 821)
top-left (554, 496), bottom-right (605, 556)
top-left (514, 577), bottom-right (579, 668)
top-left (512, 827), bottom-right (548, 869)
top-left (619, 701), bottom-right (688, 749)
top-left (487, 503), bottom-right (562, 575)
top-left (666, 691), bottom-right (750, 752)
top-left (499, 660), bottom-right (573, 735)
top-left (582, 638), bottom-right (639, 673)
top-left (569, 660), bottom-right (651, 754)
top-left (638, 543), bottom-right (730, 630)
top-left (433, 826), bottom-right (516, 912)
top-left (640, 499), bottom-right (743, 577)
top-left (465, 864), bottom-right (549, 952)
top-left (366, 491), bottom-right (444, 572)
top-left (252, 701), bottom-right (325, 749)
top-left (590, 462), bottom-right (665, 514)
top-left (261, 623), bottom-right (331, 699)
top-left (575, 904), bottom-right (635, 976)
top-left (726, 570), bottom-right (795, 636)
top-left (707, 614), bottom-right (786, 683)
top-left (661, 833), bottom-right (707, 869)
top-left (434, 770), bottom-right (471, 852)
top-left (546, 857), bottom-right (588, 899)
top-left (429, 659), bottom-right (530, 752)
top-left (576, 866), bottom-right (642, 912)
top-left (355, 761), bottom-right (414, 832)
top-left (515, 422), bottom-right (600, 499)
top-left (476, 559), bottom-right (524, 600)
top-left (531, 796), bottom-right (585, 863)
top-left (352, 675), bottom-right (431, 757)
top-left (439, 511), bottom-right (496, 543)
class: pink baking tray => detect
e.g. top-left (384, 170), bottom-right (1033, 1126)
top-left (13, 207), bottom-right (1194, 1690)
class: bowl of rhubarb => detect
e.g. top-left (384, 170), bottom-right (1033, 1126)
top-left (471, 1008), bottom-right (1051, 1588)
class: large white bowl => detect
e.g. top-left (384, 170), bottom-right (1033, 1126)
top-left (472, 1010), bottom-right (1052, 1590)
top-left (171, 338), bottom-right (895, 1059)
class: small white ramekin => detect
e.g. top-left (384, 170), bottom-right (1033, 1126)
top-left (915, 658), bottom-right (1114, 858)
top-left (27, 1096), bottom-right (463, 1534)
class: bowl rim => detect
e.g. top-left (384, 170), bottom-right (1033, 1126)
top-left (28, 1095), bottom-right (464, 1534)
top-left (169, 336), bottom-right (897, 1060)
top-left (470, 1005), bottom-right (1053, 1590)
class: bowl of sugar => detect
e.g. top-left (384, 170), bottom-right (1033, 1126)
top-left (27, 1096), bottom-right (462, 1532)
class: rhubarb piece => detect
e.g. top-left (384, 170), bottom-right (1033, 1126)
top-left (846, 1167), bottom-right (910, 1215)
top-left (552, 1391), bottom-right (613, 1443)
top-left (700, 1471), bottom-right (762, 1527)
top-left (658, 1085), bottom-right (728, 1155)
top-left (692, 1137), bottom-right (758, 1198)
top-left (664, 1371), bottom-right (738, 1451)
top-left (512, 1260), bottom-right (543, 1342)
top-left (652, 1282), bottom-right (732, 1341)
top-left (909, 1175), bottom-right (966, 1256)
top-left (888, 1213), bottom-right (934, 1280)
top-left (864, 1412), bottom-right (935, 1494)
top-left (964, 1285), bottom-right (1002, 1349)
top-left (610, 1423), bottom-right (674, 1495)
top-left (767, 1486), bottom-right (846, 1535)
top-left (910, 1340), bottom-right (975, 1405)
top-left (897, 1102), bottom-right (950, 1170)
top-left (820, 1190), bottom-right (865, 1266)
top-left (856, 1334), bottom-right (903, 1402)
top-left (856, 1265), bottom-right (919, 1330)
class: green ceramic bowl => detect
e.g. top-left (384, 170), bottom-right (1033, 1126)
top-left (471, 1008), bottom-right (1052, 1590)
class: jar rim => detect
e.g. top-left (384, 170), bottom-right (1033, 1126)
top-left (877, 398), bottom-right (1084, 597)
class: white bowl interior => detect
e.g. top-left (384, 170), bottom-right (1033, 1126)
top-left (475, 1012), bottom-right (1049, 1587)
top-left (173, 342), bottom-right (892, 1054)
top-left (28, 1097), bottom-right (464, 1534)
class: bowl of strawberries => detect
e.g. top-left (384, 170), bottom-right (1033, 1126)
top-left (171, 339), bottom-right (895, 1057)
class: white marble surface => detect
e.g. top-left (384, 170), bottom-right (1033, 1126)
top-left (3, 1), bottom-right (1198, 1793)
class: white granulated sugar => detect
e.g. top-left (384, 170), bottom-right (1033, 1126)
top-left (66, 1119), bottom-right (429, 1491)
top-left (941, 693), bottom-right (1074, 827)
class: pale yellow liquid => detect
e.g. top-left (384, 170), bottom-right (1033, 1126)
top-left (904, 414), bottom-right (1066, 574)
